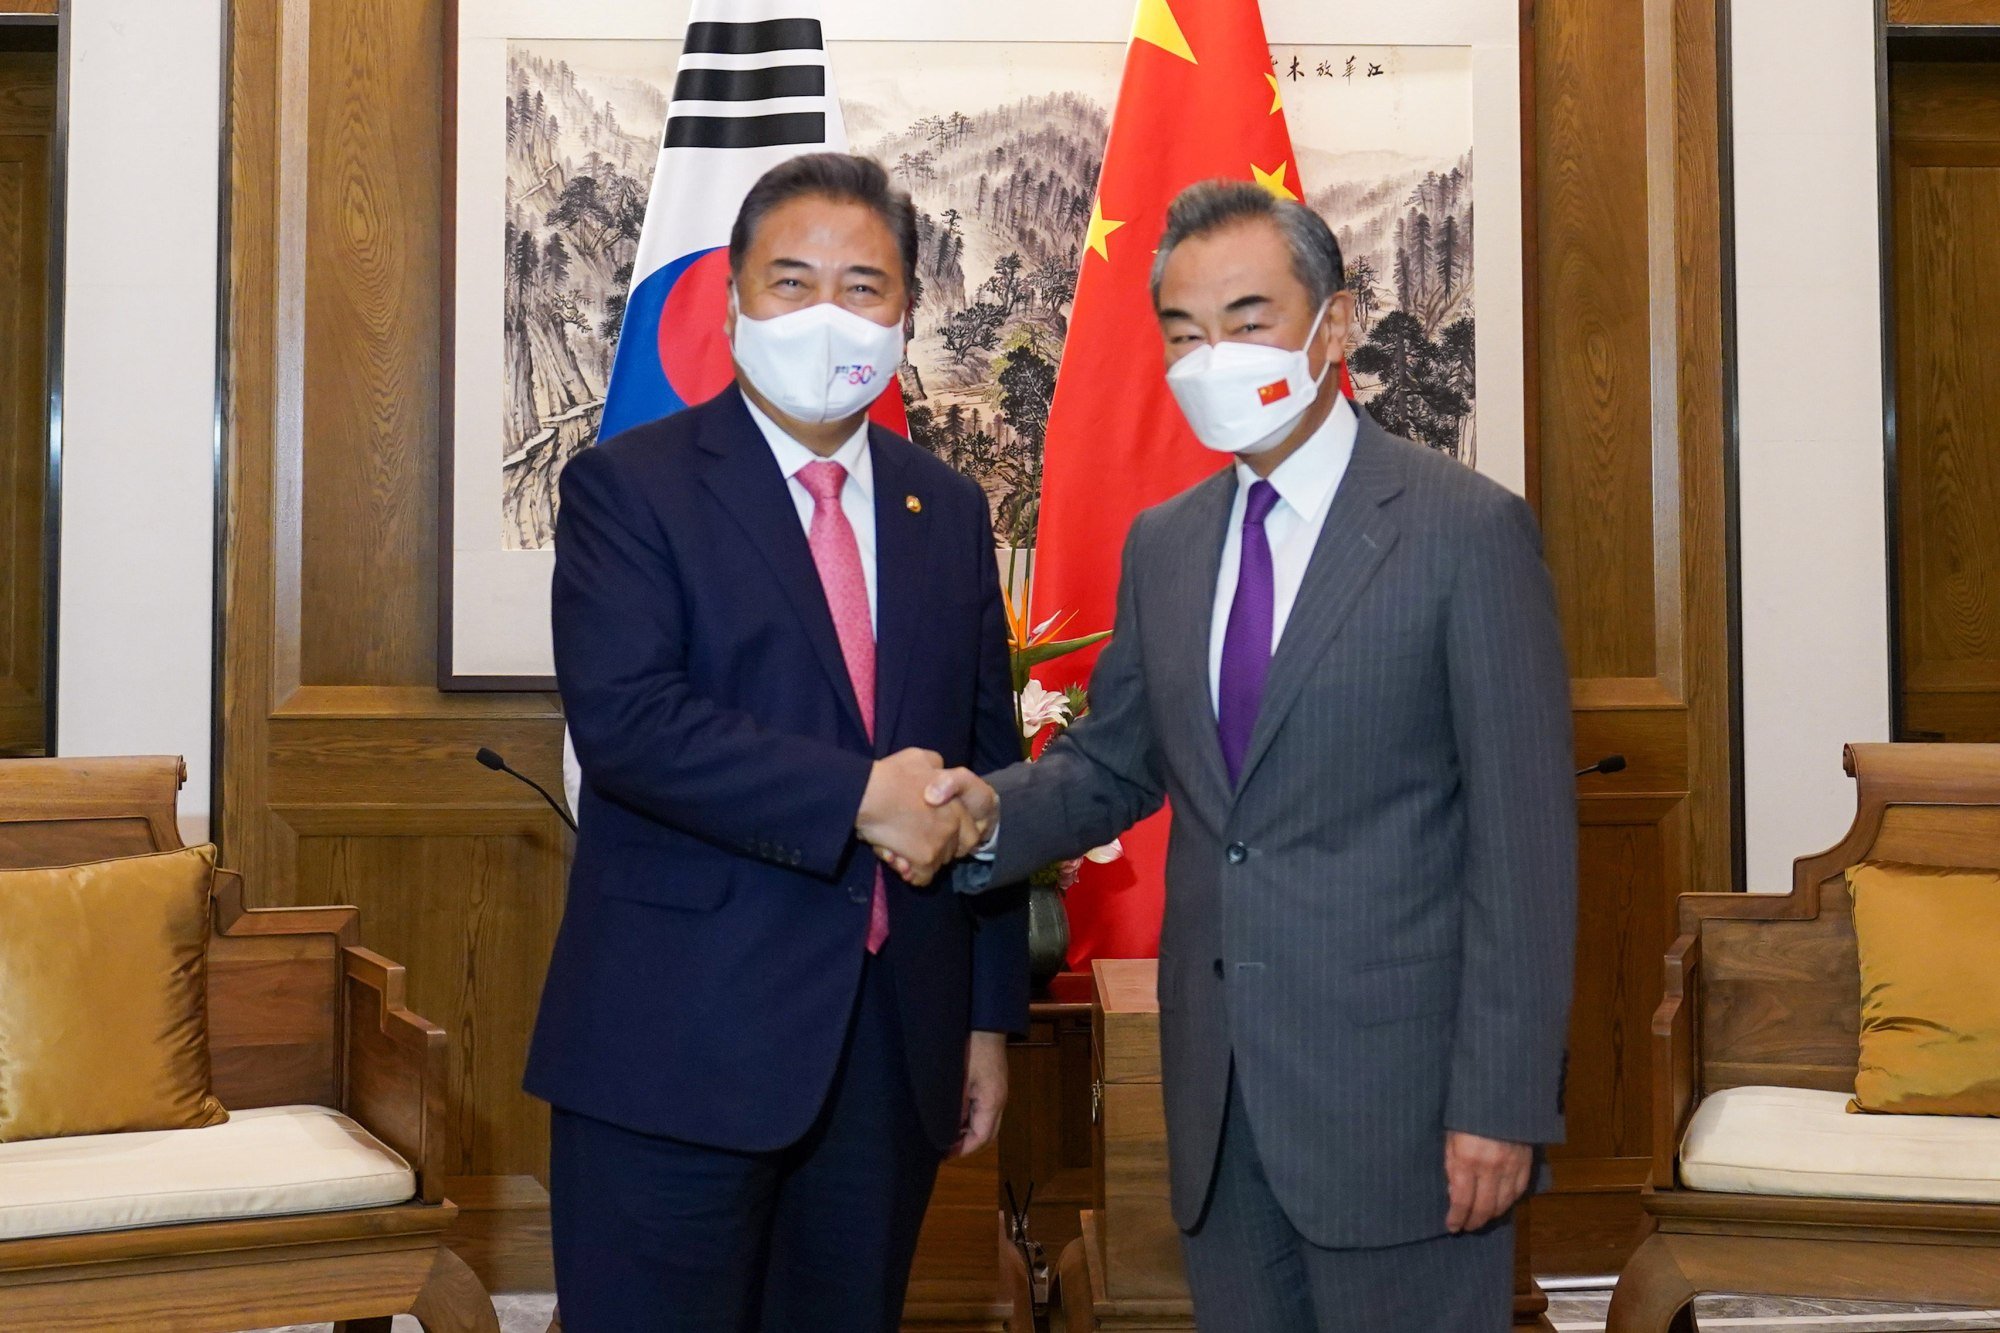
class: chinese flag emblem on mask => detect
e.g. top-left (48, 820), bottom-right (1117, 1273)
top-left (1257, 378), bottom-right (1292, 406)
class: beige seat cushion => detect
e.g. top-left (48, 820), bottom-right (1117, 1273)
top-left (1682, 1085), bottom-right (2000, 1203)
top-left (0, 1104), bottom-right (415, 1241)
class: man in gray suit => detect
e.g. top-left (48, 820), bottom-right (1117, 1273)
top-left (918, 181), bottom-right (1577, 1331)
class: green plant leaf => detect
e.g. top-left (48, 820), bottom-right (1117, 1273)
top-left (1010, 631), bottom-right (1111, 689)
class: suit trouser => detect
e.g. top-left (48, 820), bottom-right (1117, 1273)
top-left (547, 948), bottom-right (943, 1333)
top-left (1180, 1075), bottom-right (1514, 1333)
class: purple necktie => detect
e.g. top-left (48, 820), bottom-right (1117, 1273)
top-left (1218, 480), bottom-right (1281, 788)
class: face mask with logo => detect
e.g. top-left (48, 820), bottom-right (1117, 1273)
top-left (730, 294), bottom-right (906, 425)
top-left (1165, 300), bottom-right (1333, 455)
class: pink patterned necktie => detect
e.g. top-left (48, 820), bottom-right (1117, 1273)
top-left (798, 461), bottom-right (889, 954)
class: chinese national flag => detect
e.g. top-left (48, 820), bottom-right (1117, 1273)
top-left (1034, 0), bottom-right (1324, 968)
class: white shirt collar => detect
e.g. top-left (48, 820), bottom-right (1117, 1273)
top-left (1232, 392), bottom-right (1357, 520)
top-left (743, 394), bottom-right (875, 499)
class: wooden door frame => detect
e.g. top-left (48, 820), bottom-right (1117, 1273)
top-left (1879, 4), bottom-right (2000, 742)
top-left (0, 8), bottom-right (65, 758)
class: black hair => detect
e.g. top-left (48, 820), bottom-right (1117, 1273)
top-left (729, 152), bottom-right (920, 298)
top-left (1151, 179), bottom-right (1346, 308)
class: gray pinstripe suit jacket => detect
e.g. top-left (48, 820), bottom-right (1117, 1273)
top-left (977, 410), bottom-right (1577, 1250)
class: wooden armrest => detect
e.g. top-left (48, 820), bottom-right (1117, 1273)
top-left (341, 947), bottom-right (449, 1205)
top-left (1651, 931), bottom-right (1701, 1189)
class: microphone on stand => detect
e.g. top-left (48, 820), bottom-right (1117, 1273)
top-left (476, 747), bottom-right (577, 833)
top-left (1576, 754), bottom-right (1627, 779)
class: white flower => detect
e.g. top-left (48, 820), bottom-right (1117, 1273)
top-left (1018, 680), bottom-right (1072, 740)
top-left (1084, 838), bottom-right (1124, 864)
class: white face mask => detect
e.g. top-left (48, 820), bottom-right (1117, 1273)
top-left (730, 295), bottom-right (906, 425)
top-left (1165, 301), bottom-right (1332, 455)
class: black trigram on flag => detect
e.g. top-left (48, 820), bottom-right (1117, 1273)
top-left (665, 17), bottom-right (830, 151)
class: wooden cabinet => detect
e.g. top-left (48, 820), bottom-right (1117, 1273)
top-left (1090, 960), bottom-right (1185, 1309)
top-left (1056, 959), bottom-right (1193, 1332)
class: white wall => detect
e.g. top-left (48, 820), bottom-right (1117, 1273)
top-left (56, 1), bottom-right (225, 843)
top-left (1731, 0), bottom-right (1891, 891)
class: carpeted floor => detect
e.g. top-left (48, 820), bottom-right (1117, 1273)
top-left (253, 1289), bottom-right (2000, 1331)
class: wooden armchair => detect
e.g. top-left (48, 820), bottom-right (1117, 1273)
top-left (0, 756), bottom-right (498, 1333)
top-left (1608, 743), bottom-right (2000, 1331)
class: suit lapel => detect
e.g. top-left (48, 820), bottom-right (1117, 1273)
top-left (869, 430), bottom-right (930, 753)
top-left (1153, 469), bottom-right (1238, 803)
top-left (1231, 413), bottom-right (1406, 799)
top-left (697, 388), bottom-right (871, 741)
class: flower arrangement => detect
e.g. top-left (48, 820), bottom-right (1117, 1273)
top-left (1002, 554), bottom-right (1122, 889)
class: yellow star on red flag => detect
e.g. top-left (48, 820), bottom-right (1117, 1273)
top-left (1132, 0), bottom-right (1196, 63)
top-left (1084, 198), bottom-right (1127, 263)
top-left (1266, 73), bottom-right (1283, 114)
top-left (1251, 161), bottom-right (1298, 201)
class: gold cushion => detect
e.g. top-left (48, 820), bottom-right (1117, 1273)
top-left (1849, 861), bottom-right (2000, 1117)
top-left (0, 846), bottom-right (229, 1143)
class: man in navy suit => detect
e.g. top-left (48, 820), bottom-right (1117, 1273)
top-left (526, 153), bottom-right (1027, 1332)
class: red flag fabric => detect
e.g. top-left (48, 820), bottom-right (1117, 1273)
top-left (1032, 0), bottom-right (1313, 968)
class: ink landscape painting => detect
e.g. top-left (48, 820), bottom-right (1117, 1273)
top-left (500, 39), bottom-right (1475, 549)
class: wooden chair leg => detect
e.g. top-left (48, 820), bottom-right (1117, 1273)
top-left (1053, 1237), bottom-right (1097, 1333)
top-left (1607, 1234), bottom-right (1699, 1333)
top-left (408, 1244), bottom-right (502, 1333)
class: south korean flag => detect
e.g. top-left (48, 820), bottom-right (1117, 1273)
top-left (597, 0), bottom-right (852, 443)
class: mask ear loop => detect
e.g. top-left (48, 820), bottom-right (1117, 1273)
top-left (1301, 298), bottom-right (1335, 393)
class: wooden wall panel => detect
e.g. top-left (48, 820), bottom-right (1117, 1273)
top-left (300, 0), bottom-right (443, 686)
top-left (223, 0), bottom-right (569, 1291)
top-left (1891, 0), bottom-right (2000, 22)
top-left (1527, 0), bottom-right (1734, 1276)
top-left (284, 807), bottom-right (566, 1181)
top-left (1536, 0), bottom-right (1659, 685)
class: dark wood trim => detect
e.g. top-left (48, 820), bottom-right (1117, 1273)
top-left (1889, 0), bottom-right (2000, 22)
top-left (1521, 0), bottom-right (1543, 517)
top-left (1660, 0), bottom-right (1737, 899)
top-left (1878, 0), bottom-right (1906, 742)
top-left (31, 4), bottom-right (62, 758)
top-left (1716, 0), bottom-right (1746, 894)
top-left (211, 0), bottom-right (236, 832)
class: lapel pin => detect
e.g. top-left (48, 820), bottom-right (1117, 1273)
top-left (905, 494), bottom-right (922, 513)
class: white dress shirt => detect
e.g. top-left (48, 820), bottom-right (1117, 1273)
top-left (1207, 394), bottom-right (1358, 715)
top-left (743, 398), bottom-right (880, 635)
top-left (562, 401), bottom-right (880, 819)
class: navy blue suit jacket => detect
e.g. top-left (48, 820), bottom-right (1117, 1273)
top-left (525, 386), bottom-right (1028, 1154)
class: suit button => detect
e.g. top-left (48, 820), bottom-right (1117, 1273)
top-left (1213, 959), bottom-right (1224, 979)
top-left (1226, 843), bottom-right (1248, 865)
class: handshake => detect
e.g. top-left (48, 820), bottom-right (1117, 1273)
top-left (855, 748), bottom-right (997, 886)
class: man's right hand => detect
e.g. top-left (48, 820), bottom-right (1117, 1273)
top-left (857, 749), bottom-right (989, 886)
top-left (871, 767), bottom-right (1000, 885)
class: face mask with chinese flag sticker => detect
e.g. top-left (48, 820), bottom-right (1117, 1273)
top-left (1165, 300), bottom-right (1331, 455)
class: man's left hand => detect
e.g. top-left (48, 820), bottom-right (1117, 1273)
top-left (954, 1031), bottom-right (1009, 1158)
top-left (1444, 1131), bottom-right (1532, 1233)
